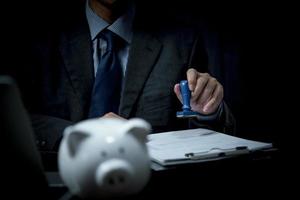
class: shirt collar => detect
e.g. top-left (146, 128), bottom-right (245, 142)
top-left (86, 0), bottom-right (135, 44)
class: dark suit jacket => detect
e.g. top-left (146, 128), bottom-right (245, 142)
top-left (17, 1), bottom-right (235, 151)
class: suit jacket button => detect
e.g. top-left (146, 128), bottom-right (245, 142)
top-left (41, 141), bottom-right (46, 146)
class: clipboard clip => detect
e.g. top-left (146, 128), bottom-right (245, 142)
top-left (184, 146), bottom-right (249, 160)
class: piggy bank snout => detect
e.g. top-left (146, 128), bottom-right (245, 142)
top-left (96, 159), bottom-right (134, 189)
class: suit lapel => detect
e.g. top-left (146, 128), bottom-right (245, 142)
top-left (120, 30), bottom-right (162, 118)
top-left (59, 20), bottom-right (94, 119)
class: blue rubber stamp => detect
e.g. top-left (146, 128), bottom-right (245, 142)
top-left (176, 80), bottom-right (200, 118)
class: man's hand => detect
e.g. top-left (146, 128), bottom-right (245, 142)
top-left (101, 112), bottom-right (126, 120)
top-left (174, 68), bottom-right (224, 115)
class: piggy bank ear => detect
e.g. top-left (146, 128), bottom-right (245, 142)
top-left (64, 127), bottom-right (90, 157)
top-left (122, 119), bottom-right (151, 143)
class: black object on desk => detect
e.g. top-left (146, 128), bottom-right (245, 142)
top-left (1, 76), bottom-right (50, 199)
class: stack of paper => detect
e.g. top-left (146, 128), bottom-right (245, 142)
top-left (147, 128), bottom-right (272, 166)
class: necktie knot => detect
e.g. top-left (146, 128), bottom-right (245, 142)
top-left (100, 30), bottom-right (122, 52)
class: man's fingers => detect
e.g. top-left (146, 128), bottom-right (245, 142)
top-left (186, 68), bottom-right (198, 92)
top-left (191, 74), bottom-right (209, 102)
top-left (197, 77), bottom-right (218, 107)
top-left (203, 84), bottom-right (223, 114)
top-left (102, 112), bottom-right (126, 120)
top-left (174, 83), bottom-right (183, 104)
top-left (183, 69), bottom-right (224, 115)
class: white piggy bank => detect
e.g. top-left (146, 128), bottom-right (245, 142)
top-left (58, 118), bottom-right (151, 199)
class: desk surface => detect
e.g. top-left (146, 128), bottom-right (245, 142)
top-left (46, 149), bottom-right (286, 200)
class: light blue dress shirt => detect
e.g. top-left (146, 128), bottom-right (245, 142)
top-left (85, 0), bottom-right (135, 77)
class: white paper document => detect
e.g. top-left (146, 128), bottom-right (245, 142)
top-left (147, 128), bottom-right (272, 166)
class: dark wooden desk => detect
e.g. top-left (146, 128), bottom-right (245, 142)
top-left (47, 148), bottom-right (286, 200)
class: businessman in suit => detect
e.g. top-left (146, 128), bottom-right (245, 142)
top-left (18, 0), bottom-right (235, 152)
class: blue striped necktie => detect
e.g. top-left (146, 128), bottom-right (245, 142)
top-left (88, 30), bottom-right (123, 118)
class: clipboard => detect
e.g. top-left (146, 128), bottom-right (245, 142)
top-left (146, 128), bottom-right (273, 166)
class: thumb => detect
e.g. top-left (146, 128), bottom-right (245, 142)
top-left (174, 83), bottom-right (183, 104)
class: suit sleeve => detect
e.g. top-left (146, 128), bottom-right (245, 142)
top-left (187, 32), bottom-right (236, 134)
top-left (189, 101), bottom-right (236, 134)
top-left (30, 114), bottom-right (74, 152)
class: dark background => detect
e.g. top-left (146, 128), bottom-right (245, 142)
top-left (0, 1), bottom-right (296, 199)
top-left (1, 0), bottom-right (294, 155)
